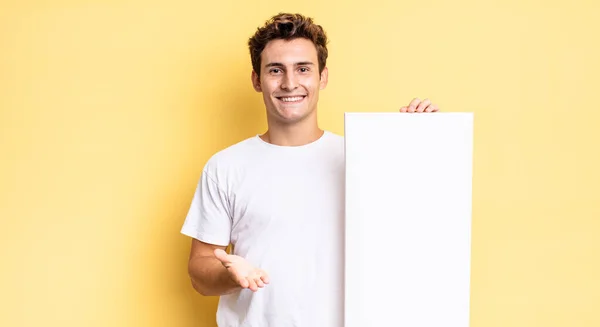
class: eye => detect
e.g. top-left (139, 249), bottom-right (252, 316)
top-left (298, 67), bottom-right (310, 73)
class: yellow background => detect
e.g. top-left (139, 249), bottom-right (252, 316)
top-left (1, 0), bottom-right (598, 326)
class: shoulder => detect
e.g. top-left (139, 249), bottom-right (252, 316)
top-left (202, 136), bottom-right (260, 175)
top-left (325, 130), bottom-right (344, 143)
top-left (322, 130), bottom-right (345, 152)
top-left (313, 131), bottom-right (345, 170)
top-left (210, 136), bottom-right (259, 162)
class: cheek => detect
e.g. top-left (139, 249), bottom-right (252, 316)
top-left (311, 76), bottom-right (322, 89)
top-left (263, 81), bottom-right (280, 94)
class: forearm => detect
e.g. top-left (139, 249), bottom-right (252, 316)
top-left (188, 256), bottom-right (240, 296)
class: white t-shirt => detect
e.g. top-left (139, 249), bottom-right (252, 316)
top-left (181, 130), bottom-right (345, 327)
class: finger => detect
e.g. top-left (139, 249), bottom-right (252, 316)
top-left (408, 98), bottom-right (421, 112)
top-left (237, 276), bottom-right (250, 289)
top-left (399, 106), bottom-right (408, 113)
top-left (246, 277), bottom-right (258, 292)
top-left (426, 104), bottom-right (438, 112)
top-left (213, 249), bottom-right (231, 267)
top-left (416, 98), bottom-right (431, 112)
top-left (255, 276), bottom-right (265, 288)
top-left (260, 270), bottom-right (270, 284)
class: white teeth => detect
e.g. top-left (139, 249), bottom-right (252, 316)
top-left (280, 96), bottom-right (304, 102)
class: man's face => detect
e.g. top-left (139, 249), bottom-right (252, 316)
top-left (252, 38), bottom-right (328, 125)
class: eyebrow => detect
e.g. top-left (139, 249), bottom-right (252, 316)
top-left (265, 61), bottom-right (315, 68)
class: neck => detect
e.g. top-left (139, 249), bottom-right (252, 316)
top-left (260, 115), bottom-right (323, 147)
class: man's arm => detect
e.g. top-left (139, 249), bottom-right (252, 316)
top-left (187, 239), bottom-right (240, 296)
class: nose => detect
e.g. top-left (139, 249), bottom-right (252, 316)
top-left (280, 72), bottom-right (298, 91)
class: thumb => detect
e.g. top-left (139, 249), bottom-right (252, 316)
top-left (214, 248), bottom-right (230, 266)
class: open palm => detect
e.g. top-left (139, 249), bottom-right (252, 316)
top-left (214, 249), bottom-right (270, 292)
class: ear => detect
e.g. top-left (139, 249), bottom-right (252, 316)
top-left (319, 66), bottom-right (329, 90)
top-left (251, 70), bottom-right (262, 92)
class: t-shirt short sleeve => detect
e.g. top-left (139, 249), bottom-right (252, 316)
top-left (180, 170), bottom-right (232, 246)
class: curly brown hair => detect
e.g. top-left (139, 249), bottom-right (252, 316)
top-left (248, 13), bottom-right (329, 76)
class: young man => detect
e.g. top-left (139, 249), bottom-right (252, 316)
top-left (181, 13), bottom-right (439, 327)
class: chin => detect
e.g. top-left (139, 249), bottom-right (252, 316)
top-left (273, 111), bottom-right (311, 124)
top-left (277, 116), bottom-right (306, 124)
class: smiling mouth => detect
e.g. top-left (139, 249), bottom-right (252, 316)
top-left (276, 96), bottom-right (306, 103)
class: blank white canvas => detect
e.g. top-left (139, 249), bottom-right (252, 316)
top-left (344, 112), bottom-right (473, 327)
